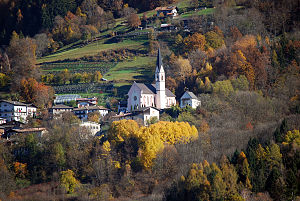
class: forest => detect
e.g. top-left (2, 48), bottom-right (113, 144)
top-left (0, 0), bottom-right (299, 200)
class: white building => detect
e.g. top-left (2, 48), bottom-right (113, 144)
top-left (49, 104), bottom-right (73, 117)
top-left (180, 91), bottom-right (201, 109)
top-left (76, 97), bottom-right (98, 108)
top-left (112, 107), bottom-right (160, 126)
top-left (0, 118), bottom-right (6, 125)
top-left (127, 49), bottom-right (176, 112)
top-left (0, 100), bottom-right (37, 122)
top-left (132, 107), bottom-right (160, 125)
top-left (73, 106), bottom-right (109, 120)
top-left (79, 121), bottom-right (101, 136)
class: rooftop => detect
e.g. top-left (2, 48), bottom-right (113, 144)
top-left (134, 83), bottom-right (176, 97)
top-left (155, 6), bottom-right (177, 11)
top-left (51, 104), bottom-right (73, 109)
top-left (0, 100), bottom-right (36, 107)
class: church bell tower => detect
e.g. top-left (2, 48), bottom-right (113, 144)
top-left (155, 48), bottom-right (166, 109)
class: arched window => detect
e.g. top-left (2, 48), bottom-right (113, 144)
top-left (161, 75), bottom-right (164, 81)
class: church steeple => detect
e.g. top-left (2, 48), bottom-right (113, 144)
top-left (155, 48), bottom-right (166, 109)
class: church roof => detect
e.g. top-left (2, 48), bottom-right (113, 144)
top-left (134, 83), bottom-right (176, 97)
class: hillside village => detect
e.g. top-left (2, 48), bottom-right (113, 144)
top-left (0, 0), bottom-right (299, 200)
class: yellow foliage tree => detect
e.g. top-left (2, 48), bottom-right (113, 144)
top-left (60, 169), bottom-right (80, 194)
top-left (283, 130), bottom-right (300, 146)
top-left (108, 120), bottom-right (198, 169)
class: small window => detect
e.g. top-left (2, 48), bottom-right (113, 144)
top-left (134, 96), bottom-right (137, 101)
top-left (161, 75), bottom-right (164, 81)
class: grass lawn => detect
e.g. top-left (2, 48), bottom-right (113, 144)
top-left (176, 0), bottom-right (192, 9)
top-left (180, 7), bottom-right (215, 18)
top-left (37, 38), bottom-right (147, 63)
top-left (105, 56), bottom-right (155, 84)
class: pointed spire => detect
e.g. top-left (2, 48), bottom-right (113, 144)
top-left (156, 48), bottom-right (163, 69)
top-left (156, 47), bottom-right (164, 73)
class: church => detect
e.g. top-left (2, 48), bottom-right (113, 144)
top-left (127, 49), bottom-right (176, 112)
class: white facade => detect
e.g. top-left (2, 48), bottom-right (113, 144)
top-left (73, 106), bottom-right (109, 120)
top-left (180, 91), bottom-right (201, 109)
top-left (127, 49), bottom-right (176, 112)
top-left (79, 121), bottom-right (101, 136)
top-left (134, 107), bottom-right (160, 125)
top-left (0, 118), bottom-right (6, 125)
top-left (49, 104), bottom-right (73, 116)
top-left (0, 100), bottom-right (37, 122)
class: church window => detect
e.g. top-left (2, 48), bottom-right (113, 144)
top-left (161, 75), bottom-right (164, 81)
top-left (134, 96), bottom-right (137, 101)
top-left (157, 74), bottom-right (159, 81)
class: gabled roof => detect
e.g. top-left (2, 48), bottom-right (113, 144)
top-left (134, 83), bottom-right (176, 97)
top-left (0, 100), bottom-right (37, 108)
top-left (155, 6), bottom-right (177, 11)
top-left (11, 128), bottom-right (46, 133)
top-left (133, 106), bottom-right (159, 113)
top-left (51, 104), bottom-right (73, 109)
top-left (0, 100), bottom-right (27, 106)
top-left (73, 106), bottom-right (108, 111)
top-left (181, 91), bottom-right (198, 99)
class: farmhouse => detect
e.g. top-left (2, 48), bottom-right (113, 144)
top-left (0, 100), bottom-right (37, 123)
top-left (127, 49), bottom-right (176, 112)
top-left (155, 6), bottom-right (178, 17)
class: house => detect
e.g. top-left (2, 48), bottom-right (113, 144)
top-left (180, 91), bottom-right (201, 109)
top-left (112, 107), bottom-right (159, 126)
top-left (76, 97), bottom-right (98, 108)
top-left (127, 49), bottom-right (176, 112)
top-left (0, 118), bottom-right (6, 125)
top-left (0, 100), bottom-right (37, 122)
top-left (3, 127), bottom-right (47, 139)
top-left (155, 6), bottom-right (178, 17)
top-left (160, 24), bottom-right (176, 31)
top-left (73, 106), bottom-right (109, 120)
top-left (111, 112), bottom-right (133, 121)
top-left (132, 107), bottom-right (160, 125)
top-left (79, 121), bottom-right (101, 136)
top-left (49, 104), bottom-right (73, 117)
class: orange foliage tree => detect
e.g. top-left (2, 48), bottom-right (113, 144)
top-left (184, 33), bottom-right (206, 52)
top-left (20, 78), bottom-right (54, 108)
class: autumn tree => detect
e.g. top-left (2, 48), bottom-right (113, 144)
top-left (6, 36), bottom-right (40, 88)
top-left (60, 169), bottom-right (80, 194)
top-left (205, 31), bottom-right (225, 49)
top-left (92, 71), bottom-right (102, 83)
top-left (184, 33), bottom-right (206, 52)
top-left (88, 111), bottom-right (101, 123)
top-left (20, 78), bottom-right (54, 108)
top-left (127, 13), bottom-right (141, 29)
